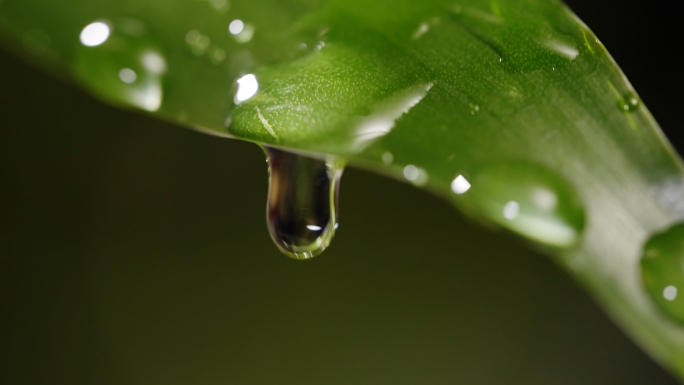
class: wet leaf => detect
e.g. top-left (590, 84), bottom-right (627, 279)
top-left (1, 0), bottom-right (684, 378)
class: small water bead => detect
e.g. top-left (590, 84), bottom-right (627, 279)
top-left (118, 68), bottom-right (137, 84)
top-left (264, 146), bottom-right (344, 260)
top-left (229, 19), bottom-right (255, 44)
top-left (641, 223), bottom-right (684, 322)
top-left (80, 22), bottom-right (110, 47)
top-left (75, 19), bottom-right (167, 112)
top-left (619, 91), bottom-right (640, 112)
top-left (457, 162), bottom-right (585, 248)
top-left (451, 175), bottom-right (471, 194)
top-left (234, 74), bottom-right (259, 104)
top-left (229, 20), bottom-right (244, 35)
top-left (403, 165), bottom-right (428, 186)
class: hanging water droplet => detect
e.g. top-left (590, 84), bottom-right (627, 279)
top-left (264, 146), bottom-right (343, 260)
top-left (619, 91), bottom-right (640, 112)
top-left (641, 223), bottom-right (684, 322)
top-left (457, 162), bottom-right (585, 248)
top-left (75, 19), bottom-right (166, 112)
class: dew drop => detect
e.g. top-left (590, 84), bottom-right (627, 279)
top-left (80, 21), bottom-right (110, 47)
top-left (230, 21), bottom-right (255, 44)
top-left (75, 19), bottom-right (166, 112)
top-left (118, 68), bottom-right (137, 84)
top-left (458, 162), bottom-right (585, 248)
top-left (640, 223), bottom-right (684, 322)
top-left (619, 91), bottom-right (640, 112)
top-left (229, 19), bottom-right (244, 35)
top-left (403, 165), bottom-right (428, 186)
top-left (265, 146), bottom-right (343, 260)
top-left (451, 175), bottom-right (471, 194)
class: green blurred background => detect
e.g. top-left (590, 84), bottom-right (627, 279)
top-left (1, 0), bottom-right (683, 384)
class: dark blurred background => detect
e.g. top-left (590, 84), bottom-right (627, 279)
top-left (1, 0), bottom-right (682, 384)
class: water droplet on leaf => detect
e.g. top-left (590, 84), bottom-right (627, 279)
top-left (458, 162), bottom-right (585, 248)
top-left (403, 164), bottom-right (428, 186)
top-left (619, 91), bottom-right (640, 112)
top-left (641, 223), bottom-right (684, 322)
top-left (265, 146), bottom-right (343, 260)
top-left (75, 19), bottom-right (166, 111)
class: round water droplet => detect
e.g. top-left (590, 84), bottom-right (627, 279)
top-left (403, 164), bottom-right (428, 186)
top-left (458, 162), bottom-right (585, 248)
top-left (640, 223), bottom-right (684, 322)
top-left (618, 91), bottom-right (640, 112)
top-left (74, 19), bottom-right (166, 112)
top-left (265, 146), bottom-right (344, 260)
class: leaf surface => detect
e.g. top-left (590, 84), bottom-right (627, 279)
top-left (2, 0), bottom-right (684, 377)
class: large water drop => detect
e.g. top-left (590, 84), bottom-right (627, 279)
top-left (641, 223), bottom-right (684, 322)
top-left (457, 162), bottom-right (585, 248)
top-left (265, 146), bottom-right (343, 260)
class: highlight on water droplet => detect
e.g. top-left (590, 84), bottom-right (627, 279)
top-left (664, 286), bottom-right (678, 301)
top-left (403, 164), bottom-right (428, 186)
top-left (118, 68), bottom-right (137, 84)
top-left (619, 91), bottom-right (640, 112)
top-left (229, 19), bottom-right (244, 35)
top-left (457, 162), bottom-right (585, 248)
top-left (229, 19), bottom-right (255, 43)
top-left (412, 23), bottom-right (430, 40)
top-left (264, 146), bottom-right (344, 260)
top-left (80, 21), bottom-right (110, 47)
top-left (451, 175), bottom-right (471, 194)
top-left (502, 201), bottom-right (520, 220)
top-left (234, 74), bottom-right (258, 103)
top-left (381, 152), bottom-right (394, 164)
top-left (640, 223), bottom-right (684, 322)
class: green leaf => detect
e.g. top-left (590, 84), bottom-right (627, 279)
top-left (2, 0), bottom-right (684, 378)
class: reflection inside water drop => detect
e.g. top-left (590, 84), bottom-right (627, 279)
top-left (641, 223), bottom-right (684, 322)
top-left (265, 146), bottom-right (343, 260)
